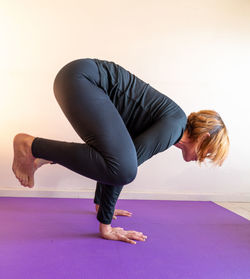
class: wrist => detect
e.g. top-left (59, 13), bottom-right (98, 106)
top-left (99, 223), bottom-right (112, 234)
top-left (95, 204), bottom-right (100, 212)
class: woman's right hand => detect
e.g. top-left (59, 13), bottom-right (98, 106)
top-left (100, 223), bottom-right (147, 244)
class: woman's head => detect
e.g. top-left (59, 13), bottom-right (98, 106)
top-left (185, 110), bottom-right (229, 166)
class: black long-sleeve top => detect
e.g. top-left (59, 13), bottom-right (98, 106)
top-left (92, 58), bottom-right (187, 224)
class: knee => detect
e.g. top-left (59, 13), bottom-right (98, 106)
top-left (53, 60), bottom-right (80, 97)
top-left (106, 158), bottom-right (138, 186)
top-left (118, 164), bottom-right (138, 185)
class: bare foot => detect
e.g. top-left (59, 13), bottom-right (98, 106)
top-left (12, 133), bottom-right (37, 188)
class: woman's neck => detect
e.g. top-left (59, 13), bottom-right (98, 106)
top-left (174, 130), bottom-right (192, 150)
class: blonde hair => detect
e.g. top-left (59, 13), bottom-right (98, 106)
top-left (186, 110), bottom-right (229, 166)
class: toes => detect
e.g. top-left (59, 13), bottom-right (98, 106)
top-left (24, 177), bottom-right (29, 186)
top-left (19, 174), bottom-right (24, 183)
top-left (19, 178), bottom-right (25, 186)
top-left (28, 176), bottom-right (34, 188)
top-left (21, 174), bottom-right (26, 183)
top-left (19, 174), bottom-right (28, 187)
top-left (20, 178), bottom-right (27, 187)
top-left (18, 173), bottom-right (34, 188)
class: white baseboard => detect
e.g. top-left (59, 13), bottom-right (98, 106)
top-left (0, 188), bottom-right (250, 202)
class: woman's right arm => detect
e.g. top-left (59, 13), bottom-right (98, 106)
top-left (95, 183), bottom-right (147, 244)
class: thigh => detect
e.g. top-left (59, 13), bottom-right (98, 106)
top-left (53, 59), bottom-right (137, 161)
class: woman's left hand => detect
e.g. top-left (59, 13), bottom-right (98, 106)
top-left (95, 204), bottom-right (132, 219)
top-left (113, 209), bottom-right (132, 219)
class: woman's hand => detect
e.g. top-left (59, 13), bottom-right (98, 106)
top-left (113, 209), bottom-right (132, 219)
top-left (95, 204), bottom-right (132, 220)
top-left (100, 223), bottom-right (147, 244)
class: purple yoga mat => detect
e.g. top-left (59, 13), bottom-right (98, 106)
top-left (0, 197), bottom-right (249, 279)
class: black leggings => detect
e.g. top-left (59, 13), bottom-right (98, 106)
top-left (31, 59), bottom-right (138, 186)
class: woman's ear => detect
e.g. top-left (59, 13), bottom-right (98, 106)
top-left (197, 132), bottom-right (210, 145)
top-left (205, 132), bottom-right (210, 139)
top-left (200, 132), bottom-right (210, 143)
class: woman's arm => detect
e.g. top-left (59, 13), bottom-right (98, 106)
top-left (96, 116), bottom-right (185, 244)
top-left (94, 182), bottom-right (103, 206)
top-left (94, 183), bottom-right (146, 244)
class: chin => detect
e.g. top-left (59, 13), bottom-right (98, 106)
top-left (184, 155), bottom-right (197, 162)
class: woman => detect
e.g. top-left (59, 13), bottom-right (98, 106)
top-left (12, 58), bottom-right (229, 244)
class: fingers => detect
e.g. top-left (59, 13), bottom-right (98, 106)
top-left (119, 233), bottom-right (146, 244)
top-left (126, 231), bottom-right (147, 242)
top-left (121, 210), bottom-right (132, 215)
top-left (114, 209), bottom-right (133, 217)
top-left (119, 230), bottom-right (147, 244)
top-left (118, 235), bottom-right (137, 245)
top-left (123, 211), bottom-right (132, 217)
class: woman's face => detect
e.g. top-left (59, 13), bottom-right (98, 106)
top-left (181, 141), bottom-right (198, 162)
top-left (175, 131), bottom-right (210, 163)
top-left (175, 131), bottom-right (210, 162)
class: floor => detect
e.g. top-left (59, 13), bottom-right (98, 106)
top-left (215, 202), bottom-right (250, 220)
top-left (0, 197), bottom-right (249, 279)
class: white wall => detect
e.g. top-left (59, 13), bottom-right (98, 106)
top-left (1, 0), bottom-right (250, 201)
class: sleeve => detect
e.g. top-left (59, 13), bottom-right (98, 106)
top-left (94, 182), bottom-right (103, 205)
top-left (95, 182), bottom-right (124, 224)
